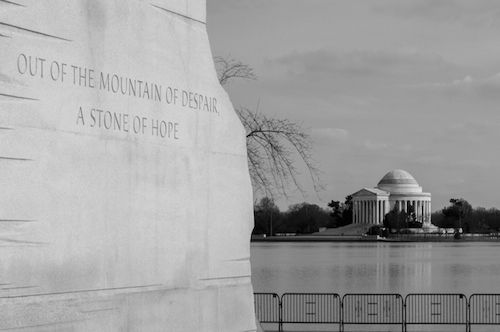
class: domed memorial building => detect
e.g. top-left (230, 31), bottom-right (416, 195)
top-left (351, 169), bottom-right (431, 226)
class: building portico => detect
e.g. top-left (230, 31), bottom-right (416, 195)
top-left (352, 169), bottom-right (432, 227)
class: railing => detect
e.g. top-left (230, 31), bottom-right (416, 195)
top-left (253, 292), bottom-right (500, 331)
top-left (281, 293), bottom-right (341, 330)
top-left (405, 294), bottom-right (468, 331)
top-left (469, 294), bottom-right (500, 329)
top-left (342, 294), bottom-right (404, 331)
top-left (254, 293), bottom-right (281, 325)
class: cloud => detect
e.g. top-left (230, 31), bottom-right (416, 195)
top-left (312, 128), bottom-right (349, 141)
top-left (312, 128), bottom-right (413, 155)
top-left (372, 0), bottom-right (500, 28)
top-left (457, 159), bottom-right (491, 169)
top-left (418, 72), bottom-right (500, 99)
top-left (267, 49), bottom-right (454, 80)
top-left (415, 155), bottom-right (446, 166)
top-left (263, 49), bottom-right (461, 99)
top-left (363, 140), bottom-right (388, 151)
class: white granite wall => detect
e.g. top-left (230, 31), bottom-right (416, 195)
top-left (0, 1), bottom-right (256, 330)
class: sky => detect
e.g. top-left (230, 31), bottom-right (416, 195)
top-left (206, 0), bottom-right (500, 212)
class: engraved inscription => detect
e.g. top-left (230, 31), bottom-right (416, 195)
top-left (76, 106), bottom-right (179, 140)
top-left (13, 53), bottom-right (221, 141)
top-left (16, 53), bottom-right (218, 114)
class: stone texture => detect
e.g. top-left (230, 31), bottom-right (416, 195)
top-left (0, 1), bottom-right (255, 330)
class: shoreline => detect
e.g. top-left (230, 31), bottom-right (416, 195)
top-left (251, 235), bottom-right (500, 243)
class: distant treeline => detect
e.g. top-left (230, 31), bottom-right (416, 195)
top-left (253, 196), bottom-right (500, 235)
top-left (253, 196), bottom-right (352, 235)
top-left (432, 198), bottom-right (500, 233)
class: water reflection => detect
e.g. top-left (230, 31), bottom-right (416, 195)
top-left (251, 242), bottom-right (500, 294)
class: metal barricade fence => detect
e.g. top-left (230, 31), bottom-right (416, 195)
top-left (469, 294), bottom-right (500, 330)
top-left (253, 292), bottom-right (281, 329)
top-left (405, 293), bottom-right (468, 331)
top-left (281, 293), bottom-right (341, 330)
top-left (254, 292), bottom-right (500, 331)
top-left (342, 294), bottom-right (404, 331)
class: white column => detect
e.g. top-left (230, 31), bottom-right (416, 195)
top-left (356, 201), bottom-right (359, 224)
top-left (353, 201), bottom-right (357, 224)
top-left (372, 201), bottom-right (376, 224)
top-left (358, 201), bottom-right (361, 224)
top-left (425, 201), bottom-right (429, 221)
top-left (360, 201), bottom-right (363, 223)
top-left (427, 201), bottom-right (430, 221)
top-left (368, 201), bottom-right (371, 223)
top-left (421, 201), bottom-right (424, 221)
top-left (421, 201), bottom-right (424, 222)
top-left (371, 200), bottom-right (375, 224)
top-left (361, 201), bottom-right (365, 223)
top-left (423, 201), bottom-right (426, 222)
top-left (359, 201), bottom-right (362, 223)
top-left (364, 201), bottom-right (367, 224)
top-left (421, 201), bottom-right (425, 222)
top-left (416, 201), bottom-right (420, 221)
top-left (361, 201), bottom-right (364, 224)
top-left (381, 200), bottom-right (384, 223)
top-left (366, 201), bottom-right (369, 223)
top-left (429, 201), bottom-right (431, 221)
top-left (367, 200), bottom-right (371, 224)
top-left (353, 201), bottom-right (356, 224)
top-left (380, 200), bottom-right (384, 223)
top-left (378, 201), bottom-right (381, 224)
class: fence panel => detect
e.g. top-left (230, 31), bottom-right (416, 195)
top-left (281, 293), bottom-right (341, 324)
top-left (254, 293), bottom-right (281, 324)
top-left (405, 293), bottom-right (467, 329)
top-left (469, 294), bottom-right (500, 326)
top-left (342, 294), bottom-right (404, 328)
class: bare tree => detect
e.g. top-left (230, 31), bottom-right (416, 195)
top-left (215, 56), bottom-right (322, 198)
top-left (214, 56), bottom-right (256, 86)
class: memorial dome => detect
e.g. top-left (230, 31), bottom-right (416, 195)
top-left (376, 169), bottom-right (422, 193)
top-left (352, 169), bottom-right (431, 225)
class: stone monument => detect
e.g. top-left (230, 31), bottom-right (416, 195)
top-left (0, 1), bottom-right (256, 330)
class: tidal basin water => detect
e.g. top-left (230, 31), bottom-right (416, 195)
top-left (251, 241), bottom-right (500, 295)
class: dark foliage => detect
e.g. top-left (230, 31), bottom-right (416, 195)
top-left (433, 198), bottom-right (500, 233)
top-left (253, 197), bottom-right (281, 236)
top-left (326, 195), bottom-right (353, 228)
top-left (252, 199), bottom-right (332, 235)
top-left (383, 207), bottom-right (409, 233)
